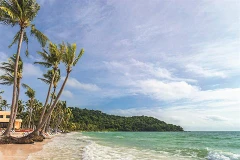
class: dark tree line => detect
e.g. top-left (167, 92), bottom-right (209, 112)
top-left (69, 107), bottom-right (184, 132)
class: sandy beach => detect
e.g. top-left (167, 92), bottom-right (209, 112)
top-left (0, 133), bottom-right (52, 160)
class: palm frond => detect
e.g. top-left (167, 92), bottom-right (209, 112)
top-left (30, 24), bottom-right (49, 47)
top-left (73, 48), bottom-right (84, 66)
top-left (36, 51), bottom-right (49, 61)
top-left (22, 83), bottom-right (31, 89)
top-left (0, 6), bottom-right (16, 20)
top-left (38, 78), bottom-right (50, 84)
top-left (34, 61), bottom-right (52, 68)
top-left (8, 29), bottom-right (21, 48)
top-left (23, 31), bottom-right (29, 56)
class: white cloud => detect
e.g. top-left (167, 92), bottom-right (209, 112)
top-left (186, 64), bottom-right (227, 78)
top-left (0, 52), bottom-right (8, 76)
top-left (135, 79), bottom-right (199, 101)
top-left (104, 59), bottom-right (196, 83)
top-left (205, 115), bottom-right (229, 122)
top-left (65, 77), bottom-right (100, 91)
top-left (23, 63), bottom-right (43, 77)
top-left (62, 90), bottom-right (73, 98)
top-left (183, 40), bottom-right (240, 78)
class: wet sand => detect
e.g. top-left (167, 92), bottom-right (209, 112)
top-left (0, 135), bottom-right (52, 160)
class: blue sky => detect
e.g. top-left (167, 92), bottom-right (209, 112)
top-left (0, 0), bottom-right (239, 131)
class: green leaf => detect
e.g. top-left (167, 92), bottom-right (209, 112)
top-left (30, 24), bottom-right (49, 47)
top-left (73, 48), bottom-right (84, 66)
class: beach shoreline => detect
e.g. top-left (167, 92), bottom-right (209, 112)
top-left (0, 133), bottom-right (53, 160)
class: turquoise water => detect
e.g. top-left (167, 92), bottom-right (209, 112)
top-left (28, 132), bottom-right (240, 160)
top-left (82, 131), bottom-right (240, 160)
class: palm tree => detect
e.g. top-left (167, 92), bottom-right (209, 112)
top-left (27, 43), bottom-right (84, 137)
top-left (35, 43), bottom-right (62, 128)
top-left (52, 101), bottom-right (72, 133)
top-left (17, 100), bottom-right (25, 115)
top-left (0, 99), bottom-right (9, 111)
top-left (38, 69), bottom-right (61, 133)
top-left (13, 100), bottom-right (25, 129)
top-left (22, 83), bottom-right (35, 128)
top-left (0, 55), bottom-right (23, 125)
top-left (52, 101), bottom-right (65, 133)
top-left (44, 91), bottom-right (57, 132)
top-left (0, 0), bottom-right (48, 136)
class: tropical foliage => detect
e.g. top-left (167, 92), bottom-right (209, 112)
top-left (69, 107), bottom-right (184, 132)
top-left (0, 0), bottom-right (48, 136)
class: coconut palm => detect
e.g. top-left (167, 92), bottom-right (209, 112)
top-left (26, 43), bottom-right (84, 137)
top-left (0, 99), bottom-right (9, 111)
top-left (17, 100), bottom-right (25, 115)
top-left (22, 83), bottom-right (35, 128)
top-left (38, 69), bottom-right (61, 133)
top-left (0, 55), bottom-right (23, 88)
top-left (52, 101), bottom-right (72, 133)
top-left (52, 101), bottom-right (65, 133)
top-left (35, 43), bottom-right (62, 127)
top-left (0, 0), bottom-right (48, 136)
top-left (60, 105), bottom-right (73, 132)
top-left (0, 55), bottom-right (23, 126)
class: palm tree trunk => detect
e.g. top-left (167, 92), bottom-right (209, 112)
top-left (28, 98), bottom-right (33, 128)
top-left (28, 71), bottom-right (70, 137)
top-left (12, 89), bottom-right (19, 130)
top-left (38, 72), bottom-right (55, 128)
top-left (45, 87), bottom-right (56, 133)
top-left (13, 80), bottom-right (21, 130)
top-left (3, 28), bottom-right (25, 136)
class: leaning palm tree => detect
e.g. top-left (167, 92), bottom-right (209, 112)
top-left (26, 43), bottom-right (84, 137)
top-left (22, 83), bottom-right (35, 128)
top-left (35, 43), bottom-right (62, 129)
top-left (0, 0), bottom-right (48, 136)
top-left (38, 69), bottom-right (61, 133)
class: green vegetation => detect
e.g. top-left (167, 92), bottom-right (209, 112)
top-left (70, 107), bottom-right (184, 132)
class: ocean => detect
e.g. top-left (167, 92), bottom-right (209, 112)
top-left (28, 131), bottom-right (240, 160)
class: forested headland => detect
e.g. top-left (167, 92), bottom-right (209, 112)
top-left (69, 107), bottom-right (184, 132)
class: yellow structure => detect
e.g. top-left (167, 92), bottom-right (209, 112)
top-left (0, 111), bottom-right (22, 129)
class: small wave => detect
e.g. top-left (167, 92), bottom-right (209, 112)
top-left (207, 151), bottom-right (240, 160)
top-left (115, 136), bottom-right (125, 139)
top-left (82, 139), bottom-right (194, 160)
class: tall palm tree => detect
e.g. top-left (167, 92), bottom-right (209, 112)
top-left (0, 55), bottom-right (23, 126)
top-left (38, 69), bottom-right (61, 133)
top-left (35, 43), bottom-right (62, 128)
top-left (22, 83), bottom-right (35, 128)
top-left (27, 43), bottom-right (84, 137)
top-left (0, 0), bottom-right (48, 136)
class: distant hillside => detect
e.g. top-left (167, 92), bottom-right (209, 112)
top-left (70, 107), bottom-right (184, 132)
